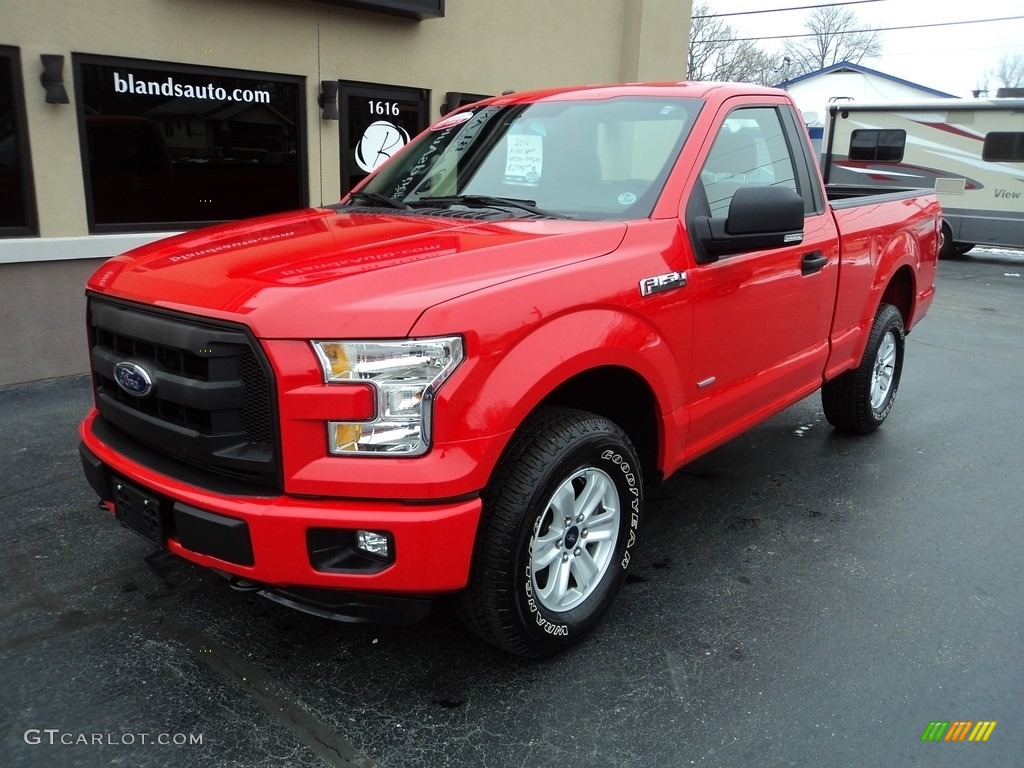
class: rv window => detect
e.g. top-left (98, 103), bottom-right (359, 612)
top-left (982, 132), bottom-right (1024, 162)
top-left (849, 129), bottom-right (906, 163)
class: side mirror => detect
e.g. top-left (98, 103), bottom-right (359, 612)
top-left (694, 185), bottom-right (805, 262)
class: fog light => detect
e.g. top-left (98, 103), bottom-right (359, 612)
top-left (307, 528), bottom-right (393, 572)
top-left (355, 529), bottom-right (391, 559)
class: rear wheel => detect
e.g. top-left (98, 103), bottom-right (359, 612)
top-left (938, 222), bottom-right (955, 259)
top-left (822, 303), bottom-right (905, 433)
top-left (454, 407), bottom-right (642, 657)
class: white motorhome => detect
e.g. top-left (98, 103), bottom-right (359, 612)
top-left (821, 99), bottom-right (1024, 257)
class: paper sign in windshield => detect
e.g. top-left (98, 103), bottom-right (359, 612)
top-left (505, 134), bottom-right (543, 186)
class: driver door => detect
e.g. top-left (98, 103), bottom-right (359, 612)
top-left (684, 103), bottom-right (840, 459)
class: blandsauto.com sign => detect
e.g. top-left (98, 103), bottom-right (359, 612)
top-left (113, 72), bottom-right (271, 104)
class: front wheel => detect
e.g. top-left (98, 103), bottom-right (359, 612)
top-left (822, 303), bottom-right (905, 433)
top-left (453, 408), bottom-right (642, 657)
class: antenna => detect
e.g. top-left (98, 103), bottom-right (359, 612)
top-left (776, 56), bottom-right (793, 89)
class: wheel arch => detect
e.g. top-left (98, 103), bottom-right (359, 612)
top-left (445, 308), bottom-right (678, 491)
top-left (826, 232), bottom-right (922, 381)
top-left (880, 264), bottom-right (915, 328)
top-left (536, 366), bottom-right (662, 485)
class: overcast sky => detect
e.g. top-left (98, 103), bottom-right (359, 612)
top-left (706, 0), bottom-right (1024, 98)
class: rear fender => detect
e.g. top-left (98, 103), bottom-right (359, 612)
top-left (829, 230), bottom-right (921, 379)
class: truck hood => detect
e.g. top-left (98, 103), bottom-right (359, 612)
top-left (89, 208), bottom-right (627, 338)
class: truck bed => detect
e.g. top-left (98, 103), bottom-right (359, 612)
top-left (825, 184), bottom-right (929, 208)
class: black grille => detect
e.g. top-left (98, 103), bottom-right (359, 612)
top-left (87, 296), bottom-right (281, 490)
top-left (239, 348), bottom-right (273, 446)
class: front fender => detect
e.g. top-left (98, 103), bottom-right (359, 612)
top-left (432, 307), bottom-right (686, 490)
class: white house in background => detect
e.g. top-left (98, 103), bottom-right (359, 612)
top-left (774, 61), bottom-right (957, 156)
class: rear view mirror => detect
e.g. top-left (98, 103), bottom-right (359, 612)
top-left (694, 185), bottom-right (805, 261)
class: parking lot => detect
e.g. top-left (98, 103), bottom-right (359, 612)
top-left (2, 250), bottom-right (1022, 768)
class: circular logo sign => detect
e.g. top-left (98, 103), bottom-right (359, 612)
top-left (355, 120), bottom-right (410, 173)
top-left (113, 362), bottom-right (154, 398)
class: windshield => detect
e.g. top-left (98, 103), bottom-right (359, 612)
top-left (355, 96), bottom-right (703, 220)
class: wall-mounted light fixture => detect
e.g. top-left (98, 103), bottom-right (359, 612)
top-left (440, 92), bottom-right (459, 116)
top-left (40, 54), bottom-right (70, 104)
top-left (440, 91), bottom-right (492, 116)
top-left (318, 80), bottom-right (339, 120)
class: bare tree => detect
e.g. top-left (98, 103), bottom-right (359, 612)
top-left (995, 53), bottom-right (1024, 88)
top-left (782, 5), bottom-right (882, 78)
top-left (688, 2), bottom-right (780, 87)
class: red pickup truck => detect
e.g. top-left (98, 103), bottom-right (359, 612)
top-left (79, 82), bottom-right (940, 657)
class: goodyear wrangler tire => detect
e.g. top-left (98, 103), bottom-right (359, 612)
top-left (454, 407), bottom-right (642, 657)
top-left (822, 303), bottom-right (905, 434)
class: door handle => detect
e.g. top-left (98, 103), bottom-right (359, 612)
top-left (801, 251), bottom-right (827, 275)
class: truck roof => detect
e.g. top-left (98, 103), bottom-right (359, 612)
top-left (473, 81), bottom-right (788, 106)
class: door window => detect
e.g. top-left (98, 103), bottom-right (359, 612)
top-left (700, 107), bottom-right (798, 218)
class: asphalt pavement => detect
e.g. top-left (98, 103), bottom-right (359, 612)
top-left (2, 249), bottom-right (1022, 768)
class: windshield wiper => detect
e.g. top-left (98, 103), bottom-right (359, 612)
top-left (408, 195), bottom-right (568, 218)
top-left (345, 191), bottom-right (412, 211)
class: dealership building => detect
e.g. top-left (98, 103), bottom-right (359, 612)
top-left (1, 0), bottom-right (691, 386)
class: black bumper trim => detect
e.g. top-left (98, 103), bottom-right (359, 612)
top-left (80, 442), bottom-right (109, 500)
top-left (81, 442), bottom-right (255, 567)
top-left (173, 503), bottom-right (254, 567)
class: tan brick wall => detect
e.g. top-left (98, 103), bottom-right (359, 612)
top-left (0, 0), bottom-right (690, 384)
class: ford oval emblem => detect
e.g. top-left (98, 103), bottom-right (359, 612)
top-left (113, 362), bottom-right (154, 398)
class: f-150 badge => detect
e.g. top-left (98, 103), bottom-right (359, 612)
top-left (639, 271), bottom-right (687, 297)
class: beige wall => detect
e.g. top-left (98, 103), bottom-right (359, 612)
top-left (0, 0), bottom-right (691, 385)
top-left (0, 259), bottom-right (104, 383)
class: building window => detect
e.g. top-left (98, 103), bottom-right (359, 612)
top-left (0, 46), bottom-right (37, 237)
top-left (848, 129), bottom-right (906, 163)
top-left (75, 55), bottom-right (306, 233)
top-left (338, 80), bottom-right (429, 195)
top-left (983, 132), bottom-right (1024, 162)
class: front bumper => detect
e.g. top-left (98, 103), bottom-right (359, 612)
top-left (79, 413), bottom-right (482, 605)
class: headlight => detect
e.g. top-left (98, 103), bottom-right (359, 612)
top-left (312, 337), bottom-right (464, 456)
